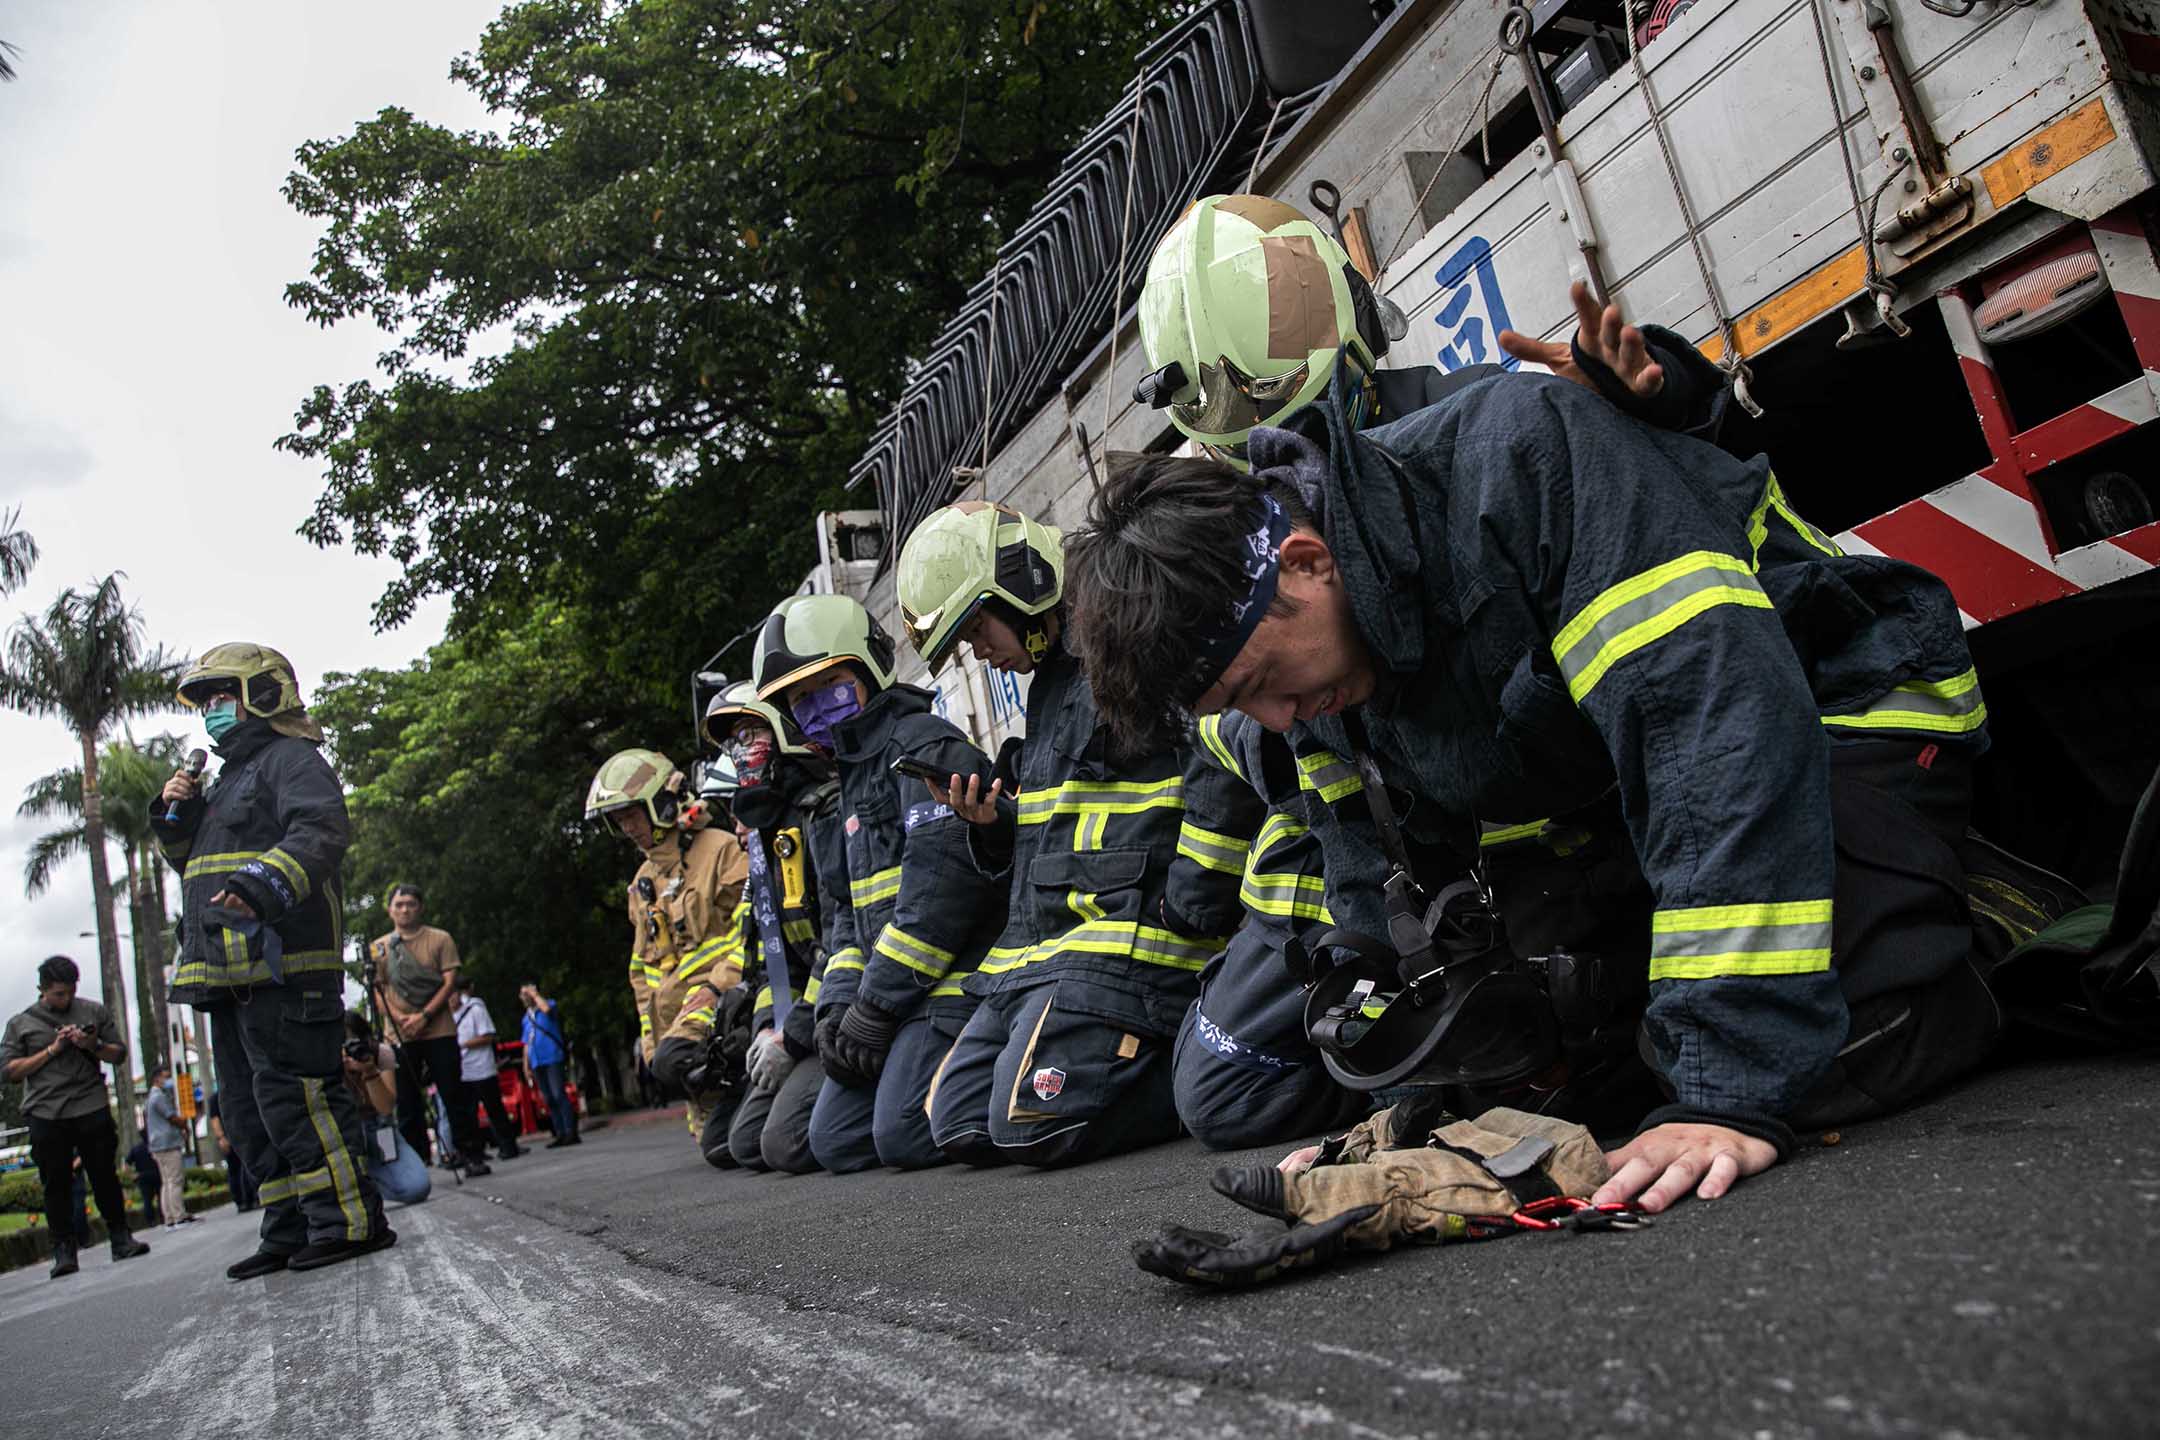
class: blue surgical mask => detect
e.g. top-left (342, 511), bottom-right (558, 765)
top-left (204, 697), bottom-right (242, 743)
top-left (790, 680), bottom-right (863, 751)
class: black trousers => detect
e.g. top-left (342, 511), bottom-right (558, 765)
top-left (206, 979), bottom-right (384, 1252)
top-left (27, 1109), bottom-right (130, 1242)
top-left (469, 1073), bottom-right (521, 1156)
top-left (394, 1032), bottom-right (478, 1163)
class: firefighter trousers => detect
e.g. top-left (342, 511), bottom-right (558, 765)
top-left (204, 978), bottom-right (384, 1252)
top-left (755, 1054), bottom-right (826, 1174)
top-left (1171, 934), bottom-right (1370, 1151)
top-left (927, 979), bottom-right (1181, 1169)
top-left (806, 1013), bottom-right (957, 1174)
top-left (1784, 738), bottom-right (2004, 1128)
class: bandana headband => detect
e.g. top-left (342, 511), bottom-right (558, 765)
top-left (1185, 493), bottom-right (1291, 704)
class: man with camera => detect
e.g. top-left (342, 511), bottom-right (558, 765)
top-left (154, 643), bottom-right (390, 1278)
top-left (369, 884), bottom-right (491, 1176)
top-left (341, 1012), bottom-right (430, 1204)
top-left (2, 955), bottom-right (153, 1278)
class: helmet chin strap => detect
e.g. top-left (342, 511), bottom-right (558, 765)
top-left (1023, 624), bottom-right (1051, 662)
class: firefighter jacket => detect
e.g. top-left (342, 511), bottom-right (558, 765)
top-left (962, 640), bottom-right (1265, 1038)
top-left (1192, 712), bottom-right (1387, 944)
top-left (1250, 361), bottom-right (1988, 1132)
top-left (152, 719), bottom-right (350, 1002)
top-left (734, 769), bottom-right (838, 1044)
top-left (818, 684), bottom-right (1005, 1026)
top-left (627, 824), bottom-right (748, 1057)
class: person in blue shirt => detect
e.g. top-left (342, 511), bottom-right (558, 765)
top-left (519, 984), bottom-right (579, 1148)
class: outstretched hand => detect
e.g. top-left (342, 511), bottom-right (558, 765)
top-left (1593, 1122), bottom-right (1778, 1213)
top-left (1497, 280), bottom-right (1665, 400)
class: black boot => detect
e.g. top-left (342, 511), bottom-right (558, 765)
top-left (226, 1250), bottom-right (290, 1281)
top-left (49, 1239), bottom-right (79, 1279)
top-left (109, 1228), bottom-right (150, 1261)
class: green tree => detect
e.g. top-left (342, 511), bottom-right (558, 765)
top-left (280, 0), bottom-right (1176, 664)
top-left (0, 506), bottom-right (36, 595)
top-left (20, 736), bottom-right (189, 1073)
top-left (314, 601), bottom-right (664, 1094)
top-left (0, 578), bottom-right (183, 1140)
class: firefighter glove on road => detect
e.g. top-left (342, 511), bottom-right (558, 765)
top-left (1131, 1205), bottom-right (1382, 1289)
top-left (820, 1001), bottom-right (899, 1089)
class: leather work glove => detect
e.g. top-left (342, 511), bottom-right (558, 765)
top-left (819, 1001), bottom-right (900, 1090)
top-left (1132, 1204), bottom-right (1382, 1289)
top-left (746, 1028), bottom-right (795, 1092)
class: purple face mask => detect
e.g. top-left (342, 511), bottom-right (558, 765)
top-left (790, 680), bottom-right (862, 751)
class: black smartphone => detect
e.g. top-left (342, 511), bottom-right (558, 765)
top-left (889, 754), bottom-right (955, 786)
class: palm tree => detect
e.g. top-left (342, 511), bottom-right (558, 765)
top-left (0, 507), bottom-right (36, 595)
top-left (0, 41), bottom-right (20, 84)
top-left (0, 577), bottom-right (183, 1142)
top-left (21, 736), bottom-right (190, 1071)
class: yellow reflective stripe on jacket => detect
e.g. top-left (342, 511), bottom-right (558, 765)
top-left (1175, 820), bottom-right (1250, 875)
top-left (183, 850), bottom-right (261, 880)
top-left (1553, 551), bottom-right (1771, 703)
top-left (257, 846), bottom-right (312, 902)
top-left (1479, 820), bottom-right (1548, 849)
top-left (1017, 776), bottom-right (1185, 825)
top-left (1821, 667), bottom-right (1987, 736)
top-left (929, 976), bottom-right (969, 998)
top-left (639, 1012), bottom-right (654, 1036)
top-left (171, 947), bottom-right (345, 991)
top-left (1648, 899), bottom-right (1834, 982)
top-left (684, 1006), bottom-right (717, 1027)
top-left (1240, 869), bottom-right (1330, 922)
top-left (752, 984), bottom-right (774, 1012)
top-left (802, 975), bottom-right (823, 1005)
top-left (677, 934), bottom-right (734, 978)
top-left (1294, 751), bottom-right (1362, 803)
top-left (978, 920), bottom-right (1223, 976)
top-left (783, 918), bottom-right (817, 944)
top-left (874, 924), bottom-right (956, 979)
top-left (851, 865), bottom-right (903, 908)
top-left (1195, 714), bottom-right (1245, 782)
top-left (823, 947), bottom-right (866, 975)
top-left (1746, 471), bottom-right (1842, 567)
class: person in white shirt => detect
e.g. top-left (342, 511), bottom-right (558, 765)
top-left (452, 977), bottom-right (522, 1161)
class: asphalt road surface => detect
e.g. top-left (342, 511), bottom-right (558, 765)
top-left (6, 1052), bottom-right (2158, 1440)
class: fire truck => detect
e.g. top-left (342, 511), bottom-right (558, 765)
top-left (828, 0), bottom-right (2160, 878)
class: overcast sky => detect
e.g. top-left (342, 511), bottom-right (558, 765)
top-left (0, 1), bottom-right (509, 1070)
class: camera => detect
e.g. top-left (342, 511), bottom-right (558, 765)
top-left (342, 1038), bottom-right (375, 1064)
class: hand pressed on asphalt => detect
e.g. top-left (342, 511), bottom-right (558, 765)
top-left (929, 772), bottom-right (1004, 825)
top-left (1594, 1122), bottom-right (1778, 1212)
top-left (1497, 280), bottom-right (1665, 400)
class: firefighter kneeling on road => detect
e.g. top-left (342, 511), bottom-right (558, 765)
top-left (897, 502), bottom-right (1260, 1167)
top-left (696, 681), bottom-right (840, 1174)
top-left (153, 643), bottom-right (391, 1279)
top-left (752, 594), bottom-right (1006, 1173)
top-left (1066, 356), bottom-right (2081, 1214)
top-left (587, 748), bottom-right (749, 1165)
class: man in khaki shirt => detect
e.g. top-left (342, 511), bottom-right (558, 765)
top-left (368, 884), bottom-right (492, 1177)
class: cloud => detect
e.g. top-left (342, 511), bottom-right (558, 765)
top-left (0, 408), bottom-right (92, 493)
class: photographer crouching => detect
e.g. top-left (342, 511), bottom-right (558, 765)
top-left (342, 1013), bottom-right (430, 1205)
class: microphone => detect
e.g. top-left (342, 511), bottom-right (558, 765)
top-left (162, 750), bottom-right (208, 824)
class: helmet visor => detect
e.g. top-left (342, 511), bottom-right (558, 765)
top-left (1172, 356), bottom-right (1310, 439)
top-left (904, 592), bottom-right (988, 671)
